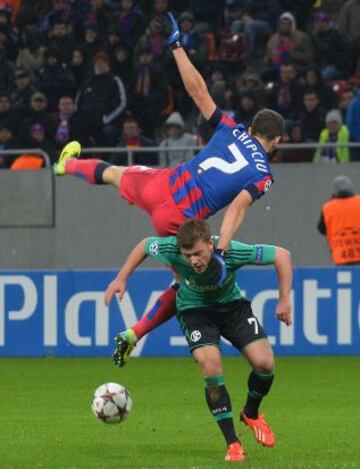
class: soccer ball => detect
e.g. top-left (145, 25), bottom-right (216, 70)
top-left (91, 382), bottom-right (132, 424)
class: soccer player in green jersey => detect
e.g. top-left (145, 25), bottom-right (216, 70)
top-left (105, 219), bottom-right (292, 462)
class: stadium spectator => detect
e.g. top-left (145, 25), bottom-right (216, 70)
top-left (348, 57), bottom-right (360, 88)
top-left (187, 0), bottom-right (225, 32)
top-left (14, 0), bottom-right (47, 32)
top-left (105, 24), bottom-right (123, 58)
top-left (313, 109), bottom-right (350, 163)
top-left (21, 91), bottom-right (55, 141)
top-left (82, 22), bottom-right (104, 65)
top-left (135, 13), bottom-right (168, 64)
top-left (279, 120), bottom-right (313, 162)
top-left (104, 218), bottom-right (292, 461)
top-left (25, 122), bottom-right (57, 163)
top-left (235, 89), bottom-right (259, 128)
top-left (311, 10), bottom-right (350, 80)
top-left (69, 47), bottom-right (87, 89)
top-left (75, 50), bottom-right (127, 146)
top-left (37, 48), bottom-right (75, 111)
top-left (317, 175), bottom-right (360, 265)
top-left (338, 86), bottom-right (355, 119)
top-left (40, 0), bottom-right (77, 36)
top-left (46, 18), bottom-right (76, 65)
top-left (0, 20), bottom-right (18, 62)
top-left (177, 11), bottom-right (205, 65)
top-left (116, 0), bottom-right (146, 47)
top-left (0, 122), bottom-right (18, 168)
top-left (298, 88), bottom-right (326, 142)
top-left (158, 111), bottom-right (195, 166)
top-left (11, 67), bottom-right (37, 113)
top-left (225, 0), bottom-right (273, 59)
top-left (83, 0), bottom-right (113, 37)
top-left (266, 11), bottom-right (314, 71)
top-left (236, 68), bottom-right (267, 106)
top-left (110, 115), bottom-right (158, 166)
top-left (131, 44), bottom-right (169, 137)
top-left (52, 95), bottom-right (85, 148)
top-left (111, 43), bottom-right (133, 89)
top-left (0, 93), bottom-right (17, 132)
top-left (16, 25), bottom-right (45, 77)
top-left (0, 44), bottom-right (14, 93)
top-left (267, 62), bottom-right (301, 119)
top-left (278, 0), bottom-right (314, 31)
top-left (346, 88), bottom-right (360, 161)
top-left (301, 65), bottom-right (337, 111)
top-left (338, 0), bottom-right (360, 42)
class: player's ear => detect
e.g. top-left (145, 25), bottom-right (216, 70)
top-left (274, 135), bottom-right (282, 145)
top-left (248, 126), bottom-right (253, 135)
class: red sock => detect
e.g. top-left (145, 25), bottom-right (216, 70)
top-left (133, 286), bottom-right (177, 340)
top-left (65, 159), bottom-right (108, 184)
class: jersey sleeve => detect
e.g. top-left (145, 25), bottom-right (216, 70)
top-left (144, 236), bottom-right (179, 264)
top-left (208, 107), bottom-right (237, 130)
top-left (244, 174), bottom-right (274, 201)
top-left (226, 240), bottom-right (276, 268)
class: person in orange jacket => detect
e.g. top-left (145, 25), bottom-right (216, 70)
top-left (317, 175), bottom-right (360, 265)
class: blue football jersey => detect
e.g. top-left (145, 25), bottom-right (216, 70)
top-left (168, 110), bottom-right (274, 219)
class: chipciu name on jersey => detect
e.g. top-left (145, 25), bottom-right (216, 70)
top-left (168, 111), bottom-right (274, 219)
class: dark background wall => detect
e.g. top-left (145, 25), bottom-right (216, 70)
top-left (0, 163), bottom-right (359, 269)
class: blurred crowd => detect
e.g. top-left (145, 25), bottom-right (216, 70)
top-left (1, 0), bottom-right (360, 168)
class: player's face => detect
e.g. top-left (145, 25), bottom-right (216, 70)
top-left (180, 239), bottom-right (214, 273)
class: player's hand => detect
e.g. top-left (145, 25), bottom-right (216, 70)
top-left (104, 276), bottom-right (127, 306)
top-left (206, 249), bottom-right (227, 287)
top-left (154, 12), bottom-right (181, 46)
top-left (275, 297), bottom-right (292, 326)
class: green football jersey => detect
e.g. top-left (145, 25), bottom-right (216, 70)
top-left (144, 236), bottom-right (276, 312)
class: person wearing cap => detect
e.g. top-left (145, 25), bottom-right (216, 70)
top-left (75, 49), bottom-right (127, 145)
top-left (266, 11), bottom-right (314, 71)
top-left (158, 111), bottom-right (195, 166)
top-left (21, 91), bottom-right (56, 144)
top-left (25, 121), bottom-right (57, 163)
top-left (317, 175), bottom-right (360, 265)
top-left (11, 67), bottom-right (37, 113)
top-left (313, 109), bottom-right (350, 163)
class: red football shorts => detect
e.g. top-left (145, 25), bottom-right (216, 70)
top-left (120, 166), bottom-right (187, 236)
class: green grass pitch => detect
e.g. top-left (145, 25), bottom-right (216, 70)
top-left (0, 356), bottom-right (359, 468)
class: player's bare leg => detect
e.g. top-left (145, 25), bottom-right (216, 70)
top-left (240, 339), bottom-right (276, 447)
top-left (54, 141), bottom-right (127, 189)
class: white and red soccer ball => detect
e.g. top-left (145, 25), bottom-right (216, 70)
top-left (91, 382), bottom-right (132, 424)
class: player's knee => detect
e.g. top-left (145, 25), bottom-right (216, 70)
top-left (103, 166), bottom-right (125, 187)
top-left (194, 349), bottom-right (222, 376)
top-left (253, 356), bottom-right (274, 374)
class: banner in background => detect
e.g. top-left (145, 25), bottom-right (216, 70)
top-left (0, 267), bottom-right (359, 356)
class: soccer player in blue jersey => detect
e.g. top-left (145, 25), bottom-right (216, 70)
top-left (54, 13), bottom-right (284, 367)
top-left (104, 218), bottom-right (293, 462)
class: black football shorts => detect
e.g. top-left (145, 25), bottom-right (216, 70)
top-left (177, 299), bottom-right (267, 352)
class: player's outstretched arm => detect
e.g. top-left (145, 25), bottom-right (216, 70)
top-left (217, 190), bottom-right (253, 251)
top-left (104, 239), bottom-right (148, 306)
top-left (165, 13), bottom-right (216, 120)
top-left (273, 247), bottom-right (292, 326)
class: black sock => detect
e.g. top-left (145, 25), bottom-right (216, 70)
top-left (243, 369), bottom-right (274, 419)
top-left (94, 162), bottom-right (110, 184)
top-left (205, 375), bottom-right (238, 445)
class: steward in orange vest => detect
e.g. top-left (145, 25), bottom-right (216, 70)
top-left (318, 176), bottom-right (360, 265)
